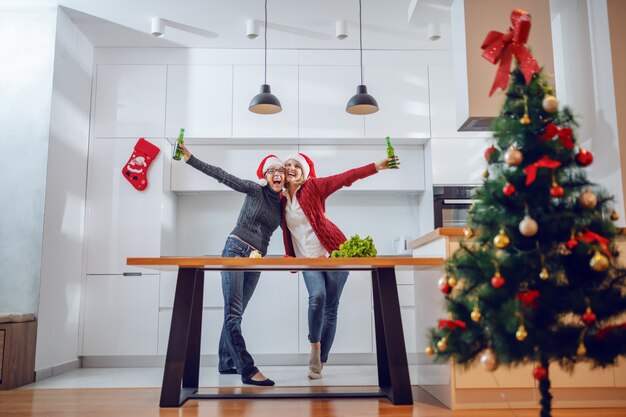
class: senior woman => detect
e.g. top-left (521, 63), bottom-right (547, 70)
top-left (281, 153), bottom-right (398, 379)
top-left (180, 144), bottom-right (285, 386)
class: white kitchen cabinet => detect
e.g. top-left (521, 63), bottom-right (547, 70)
top-left (430, 138), bottom-right (490, 185)
top-left (300, 271), bottom-right (373, 354)
top-left (93, 65), bottom-right (166, 138)
top-left (85, 138), bottom-right (164, 275)
top-left (297, 144), bottom-right (425, 192)
top-left (364, 66), bottom-right (430, 139)
top-left (160, 271), bottom-right (223, 308)
top-left (165, 65), bottom-right (233, 139)
top-left (170, 144), bottom-right (298, 192)
top-left (299, 66), bottom-right (365, 139)
top-left (83, 275), bottom-right (159, 355)
top-left (232, 65), bottom-right (298, 138)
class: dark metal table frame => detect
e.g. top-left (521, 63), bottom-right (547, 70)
top-left (158, 264), bottom-right (413, 407)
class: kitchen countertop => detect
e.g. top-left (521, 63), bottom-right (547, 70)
top-left (408, 227), bottom-right (463, 250)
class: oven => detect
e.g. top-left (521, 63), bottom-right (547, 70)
top-left (433, 186), bottom-right (477, 228)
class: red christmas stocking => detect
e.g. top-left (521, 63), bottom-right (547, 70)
top-left (121, 138), bottom-right (160, 191)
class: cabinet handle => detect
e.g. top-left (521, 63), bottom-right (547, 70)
top-left (123, 272), bottom-right (142, 277)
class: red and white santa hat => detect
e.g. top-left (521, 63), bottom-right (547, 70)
top-left (284, 153), bottom-right (316, 180)
top-left (256, 154), bottom-right (284, 186)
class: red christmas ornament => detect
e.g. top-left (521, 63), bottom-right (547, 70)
top-left (502, 183), bottom-right (516, 196)
top-left (576, 148), bottom-right (594, 167)
top-left (440, 283), bottom-right (452, 295)
top-left (491, 273), bottom-right (506, 289)
top-left (532, 366), bottom-right (548, 380)
top-left (485, 145), bottom-right (498, 162)
top-left (582, 307), bottom-right (596, 325)
top-left (550, 185), bottom-right (564, 198)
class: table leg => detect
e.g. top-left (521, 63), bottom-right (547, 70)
top-left (371, 267), bottom-right (413, 405)
top-left (183, 269), bottom-right (204, 389)
top-left (160, 267), bottom-right (198, 407)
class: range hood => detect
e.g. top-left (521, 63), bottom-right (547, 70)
top-left (451, 0), bottom-right (555, 131)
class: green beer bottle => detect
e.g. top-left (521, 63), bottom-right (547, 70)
top-left (172, 128), bottom-right (185, 160)
top-left (386, 136), bottom-right (398, 169)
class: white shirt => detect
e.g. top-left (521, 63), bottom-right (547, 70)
top-left (284, 189), bottom-right (328, 258)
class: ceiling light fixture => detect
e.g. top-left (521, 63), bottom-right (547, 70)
top-left (246, 19), bottom-right (260, 39)
top-left (249, 0), bottom-right (282, 114)
top-left (336, 19), bottom-right (348, 39)
top-left (346, 0), bottom-right (378, 115)
top-left (428, 23), bottom-right (441, 41)
top-left (151, 17), bottom-right (165, 38)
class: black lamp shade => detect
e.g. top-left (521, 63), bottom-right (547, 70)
top-left (249, 84), bottom-right (282, 114)
top-left (346, 85), bottom-right (379, 115)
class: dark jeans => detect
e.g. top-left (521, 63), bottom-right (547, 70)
top-left (218, 236), bottom-right (260, 380)
top-left (302, 270), bottom-right (349, 363)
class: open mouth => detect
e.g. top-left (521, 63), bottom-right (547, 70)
top-left (272, 179), bottom-right (282, 186)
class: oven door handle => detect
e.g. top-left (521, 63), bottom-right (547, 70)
top-left (442, 199), bottom-right (474, 204)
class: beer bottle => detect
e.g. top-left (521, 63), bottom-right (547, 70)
top-left (172, 128), bottom-right (185, 160)
top-left (386, 136), bottom-right (398, 169)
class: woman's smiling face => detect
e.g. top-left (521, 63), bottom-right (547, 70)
top-left (265, 166), bottom-right (285, 192)
top-left (284, 159), bottom-right (303, 184)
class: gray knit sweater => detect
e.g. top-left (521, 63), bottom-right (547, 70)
top-left (186, 155), bottom-right (282, 255)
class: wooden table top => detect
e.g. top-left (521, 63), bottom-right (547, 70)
top-left (127, 256), bottom-right (445, 271)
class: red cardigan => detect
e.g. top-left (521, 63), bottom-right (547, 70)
top-left (281, 163), bottom-right (378, 257)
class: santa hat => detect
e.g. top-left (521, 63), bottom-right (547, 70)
top-left (256, 154), bottom-right (283, 186)
top-left (284, 153), bottom-right (316, 180)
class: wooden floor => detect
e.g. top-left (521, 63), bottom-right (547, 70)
top-left (1, 387), bottom-right (626, 417)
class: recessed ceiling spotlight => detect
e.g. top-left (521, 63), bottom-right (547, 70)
top-left (247, 19), bottom-right (260, 39)
top-left (336, 19), bottom-right (348, 39)
top-left (151, 17), bottom-right (165, 37)
top-left (428, 22), bottom-right (441, 41)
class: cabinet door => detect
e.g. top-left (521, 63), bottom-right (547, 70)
top-left (364, 66), bottom-right (430, 139)
top-left (85, 138), bottom-right (163, 275)
top-left (165, 65), bottom-right (233, 138)
top-left (232, 65), bottom-right (298, 138)
top-left (299, 66), bottom-right (365, 138)
top-left (297, 144), bottom-right (425, 192)
top-left (83, 275), bottom-right (159, 355)
top-left (94, 65), bottom-right (166, 138)
top-left (431, 138), bottom-right (490, 185)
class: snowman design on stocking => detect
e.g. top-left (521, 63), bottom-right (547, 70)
top-left (122, 138), bottom-right (160, 191)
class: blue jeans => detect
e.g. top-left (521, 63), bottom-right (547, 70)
top-left (302, 270), bottom-right (349, 363)
top-left (218, 236), bottom-right (260, 380)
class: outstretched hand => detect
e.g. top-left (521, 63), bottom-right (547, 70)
top-left (180, 143), bottom-right (191, 161)
top-left (375, 156), bottom-right (400, 171)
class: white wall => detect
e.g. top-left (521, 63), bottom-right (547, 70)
top-left (36, 8), bottom-right (94, 372)
top-left (0, 5), bottom-right (57, 314)
top-left (550, 0), bottom-right (624, 223)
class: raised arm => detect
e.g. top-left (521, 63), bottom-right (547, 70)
top-left (181, 145), bottom-right (258, 194)
top-left (314, 157), bottom-right (399, 197)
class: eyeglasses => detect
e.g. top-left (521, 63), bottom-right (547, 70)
top-left (266, 167), bottom-right (285, 175)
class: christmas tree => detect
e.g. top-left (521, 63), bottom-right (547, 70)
top-left (426, 9), bottom-right (626, 417)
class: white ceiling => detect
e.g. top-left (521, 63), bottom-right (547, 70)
top-left (9, 0), bottom-right (454, 50)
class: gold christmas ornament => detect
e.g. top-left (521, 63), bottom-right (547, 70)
top-left (463, 227), bottom-right (475, 239)
top-left (483, 169), bottom-right (490, 178)
top-left (447, 276), bottom-right (458, 287)
top-left (425, 346), bottom-right (435, 356)
top-left (518, 215), bottom-right (538, 237)
top-left (579, 189), bottom-right (598, 209)
top-left (436, 337), bottom-right (448, 352)
top-left (479, 349), bottom-right (499, 372)
top-left (539, 267), bottom-right (550, 280)
top-left (494, 229), bottom-right (510, 248)
top-left (542, 95), bottom-right (559, 113)
top-left (471, 305), bottom-right (482, 322)
top-left (577, 342), bottom-right (587, 356)
top-left (520, 114), bottom-right (531, 125)
top-left (589, 251), bottom-right (609, 272)
top-left (515, 324), bottom-right (528, 341)
top-left (504, 146), bottom-right (523, 166)
top-left (611, 210), bottom-right (620, 221)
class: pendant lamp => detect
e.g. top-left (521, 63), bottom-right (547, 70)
top-left (249, 0), bottom-right (282, 114)
top-left (346, 0), bottom-right (379, 115)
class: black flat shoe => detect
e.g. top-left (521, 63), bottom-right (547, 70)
top-left (219, 368), bottom-right (238, 375)
top-left (242, 376), bottom-right (275, 386)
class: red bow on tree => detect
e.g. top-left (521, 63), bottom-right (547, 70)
top-left (578, 229), bottom-right (611, 257)
top-left (515, 290), bottom-right (541, 308)
top-left (438, 319), bottom-right (467, 330)
top-left (541, 124), bottom-right (574, 149)
top-left (524, 156), bottom-right (561, 185)
top-left (481, 9), bottom-right (540, 96)
top-left (596, 323), bottom-right (626, 340)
